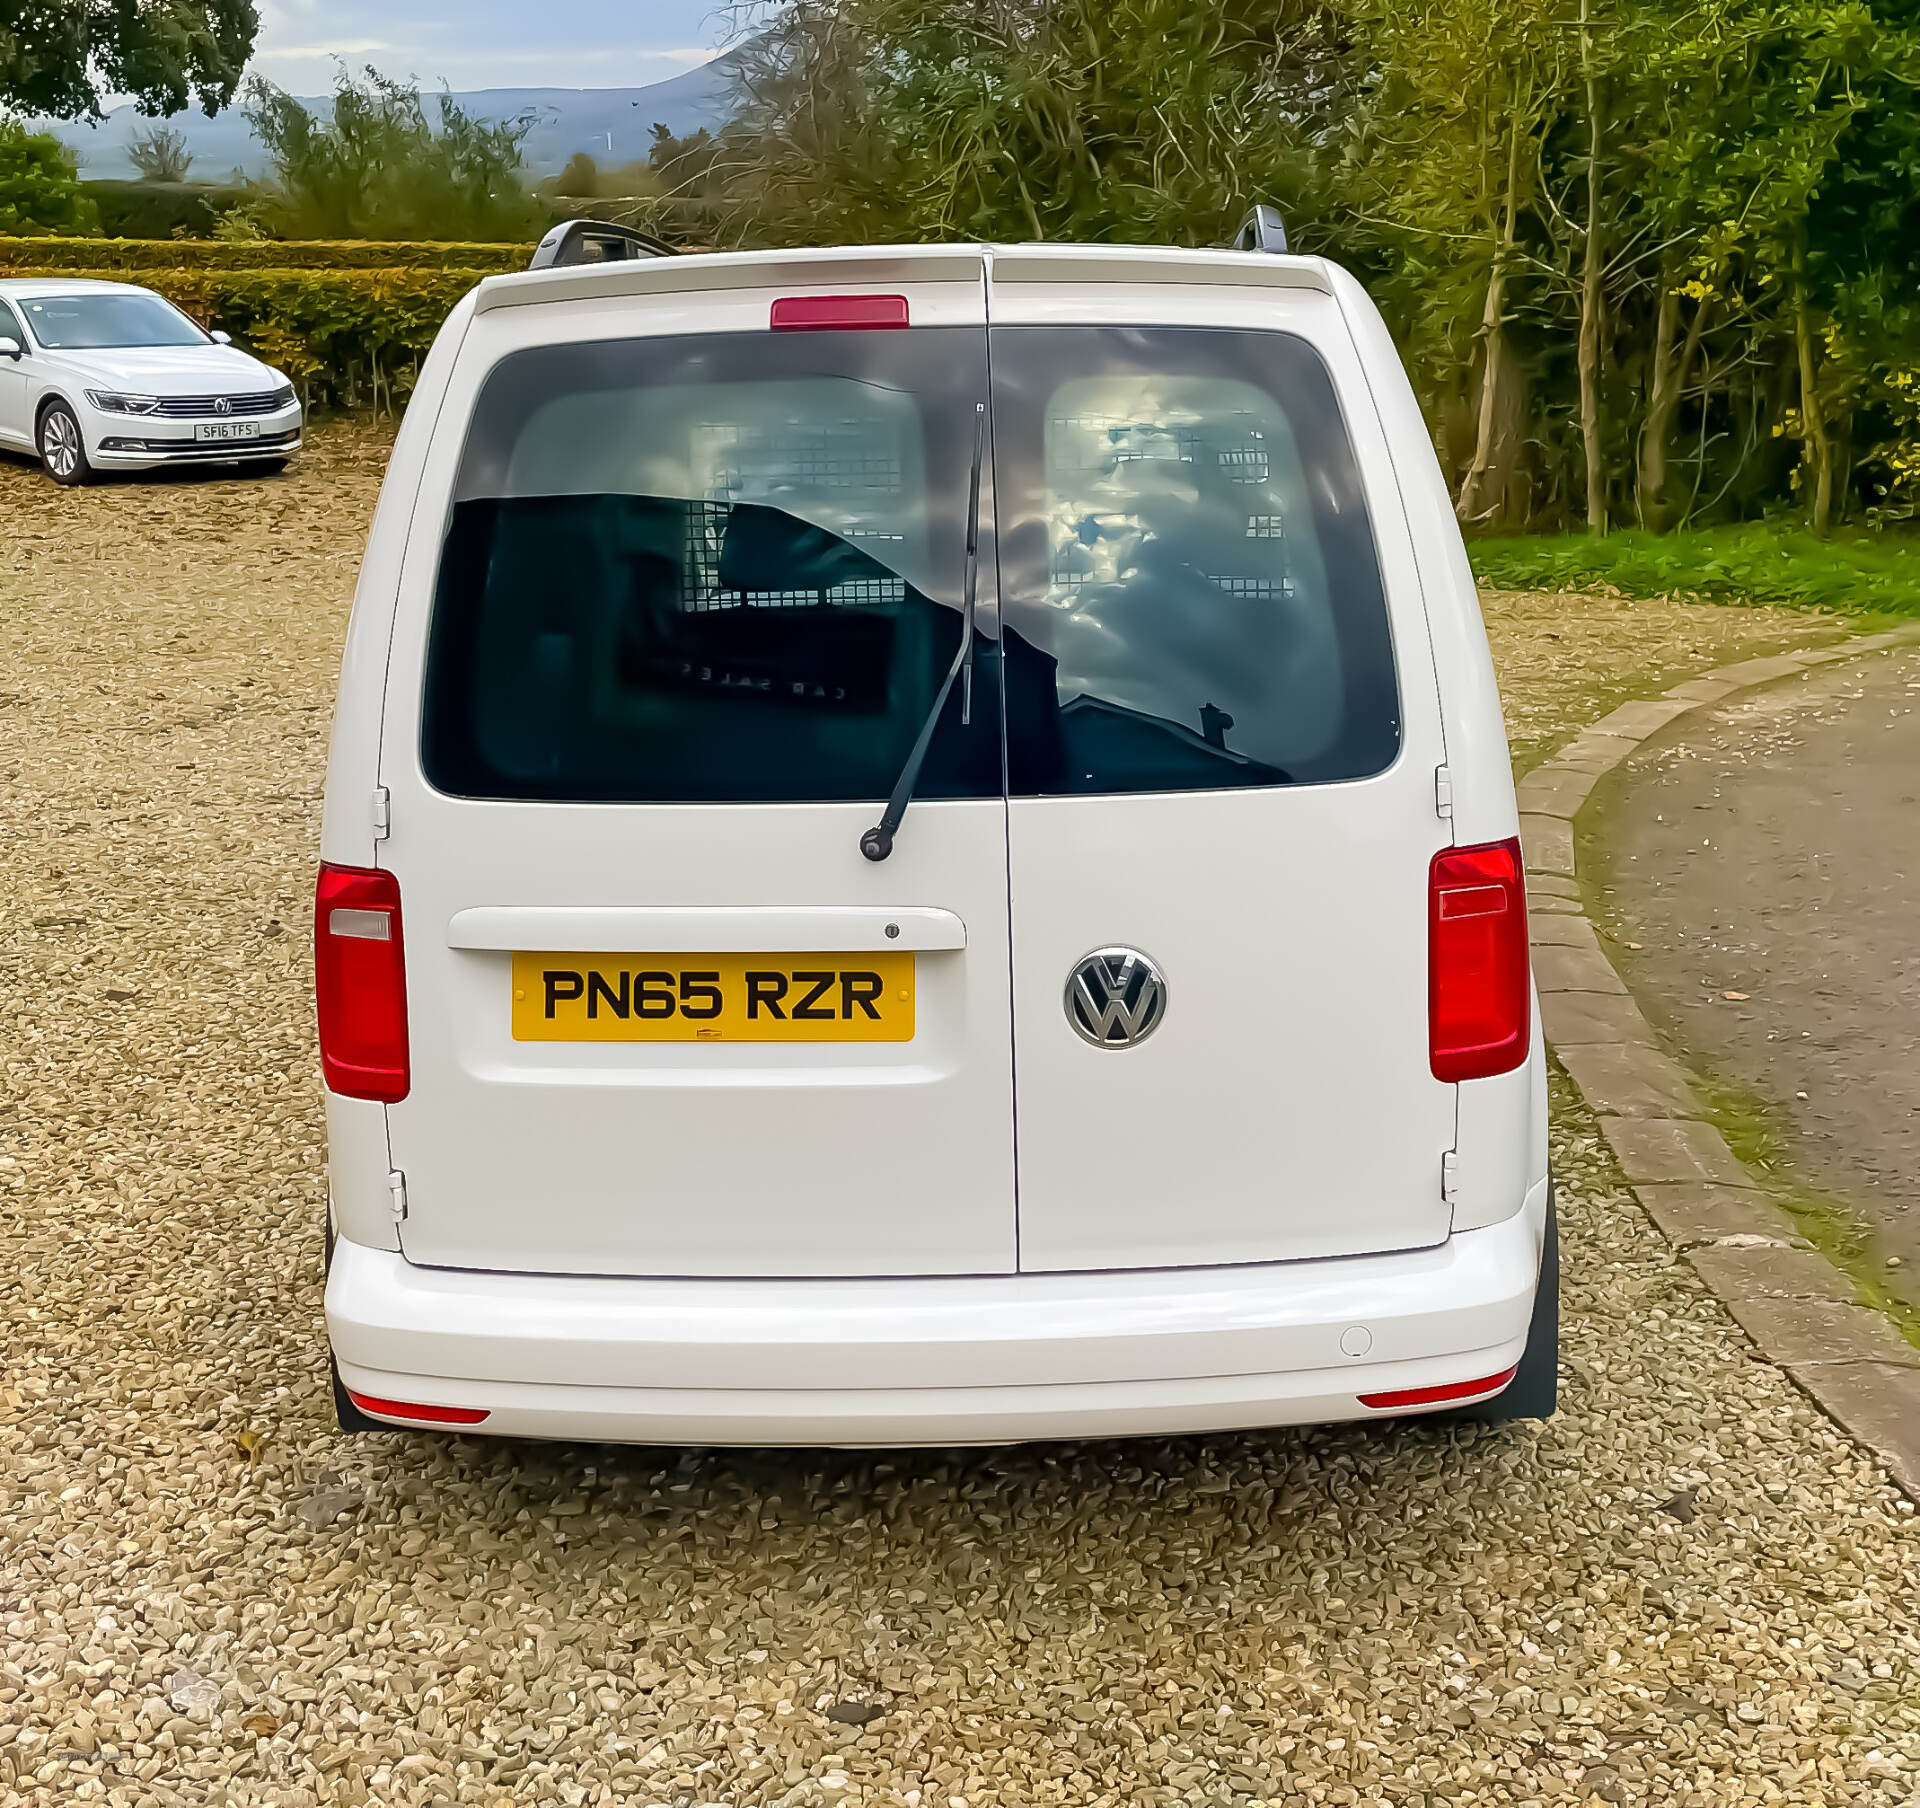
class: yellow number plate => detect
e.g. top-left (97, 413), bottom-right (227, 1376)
top-left (511, 952), bottom-right (916, 1043)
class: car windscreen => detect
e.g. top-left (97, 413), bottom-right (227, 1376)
top-left (421, 328), bottom-right (1002, 805)
top-left (21, 292), bottom-right (208, 350)
top-left (989, 325), bottom-right (1402, 794)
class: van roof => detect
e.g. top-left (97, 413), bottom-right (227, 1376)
top-left (470, 241), bottom-right (1338, 316)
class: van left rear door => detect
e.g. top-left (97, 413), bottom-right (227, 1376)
top-left (376, 264), bottom-right (1018, 1279)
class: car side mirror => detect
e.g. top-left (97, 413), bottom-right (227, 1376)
top-left (0, 337), bottom-right (20, 360)
top-left (210, 329), bottom-right (232, 345)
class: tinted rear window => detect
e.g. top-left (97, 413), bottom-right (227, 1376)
top-left (990, 325), bottom-right (1401, 793)
top-left (422, 329), bottom-right (1000, 804)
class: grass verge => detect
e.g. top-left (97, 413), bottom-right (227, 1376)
top-left (1471, 522), bottom-right (1920, 615)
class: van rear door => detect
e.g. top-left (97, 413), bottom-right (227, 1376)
top-left (986, 262), bottom-right (1457, 1271)
top-left (377, 264), bottom-right (1017, 1278)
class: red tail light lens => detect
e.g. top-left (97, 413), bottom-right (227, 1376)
top-left (346, 1389), bottom-right (488, 1426)
top-left (770, 294), bottom-right (910, 331)
top-left (1359, 1365), bottom-right (1519, 1411)
top-left (315, 863), bottom-right (409, 1102)
top-left (1429, 837), bottom-right (1529, 1082)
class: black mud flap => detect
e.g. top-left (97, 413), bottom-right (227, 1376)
top-left (1459, 1184), bottom-right (1558, 1423)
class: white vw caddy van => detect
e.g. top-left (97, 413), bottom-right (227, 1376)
top-left (316, 231), bottom-right (1552, 1445)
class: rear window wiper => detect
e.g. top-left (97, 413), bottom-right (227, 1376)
top-left (860, 401), bottom-right (987, 862)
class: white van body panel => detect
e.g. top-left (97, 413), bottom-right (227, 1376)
top-left (318, 241), bottom-right (1548, 1441)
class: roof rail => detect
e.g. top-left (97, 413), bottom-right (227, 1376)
top-left (529, 218), bottom-right (676, 271)
top-left (1231, 205), bottom-right (1290, 256)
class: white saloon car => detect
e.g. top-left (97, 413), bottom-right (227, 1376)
top-left (0, 278), bottom-right (302, 484)
top-left (317, 234), bottom-right (1553, 1446)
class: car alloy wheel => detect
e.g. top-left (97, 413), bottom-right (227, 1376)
top-left (39, 404), bottom-right (90, 486)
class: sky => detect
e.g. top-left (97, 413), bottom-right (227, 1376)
top-left (248, 0), bottom-right (743, 92)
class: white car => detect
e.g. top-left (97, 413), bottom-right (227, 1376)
top-left (0, 278), bottom-right (302, 484)
top-left (316, 229), bottom-right (1553, 1447)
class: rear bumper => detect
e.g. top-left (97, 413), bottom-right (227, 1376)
top-left (328, 1178), bottom-right (1548, 1446)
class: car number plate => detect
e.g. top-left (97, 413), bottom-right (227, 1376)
top-left (195, 420), bottom-right (260, 442)
top-left (510, 952), bottom-right (915, 1043)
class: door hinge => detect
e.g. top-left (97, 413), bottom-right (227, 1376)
top-left (371, 785), bottom-right (391, 841)
top-left (386, 1169), bottom-right (408, 1221)
top-left (1434, 764), bottom-right (1454, 820)
top-left (1441, 1149), bottom-right (1460, 1209)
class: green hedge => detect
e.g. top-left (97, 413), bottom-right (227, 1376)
top-left (0, 238), bottom-right (543, 410)
top-left (0, 234), bottom-right (531, 272)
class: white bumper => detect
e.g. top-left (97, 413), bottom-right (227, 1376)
top-left (85, 401), bottom-right (303, 466)
top-left (328, 1180), bottom-right (1548, 1446)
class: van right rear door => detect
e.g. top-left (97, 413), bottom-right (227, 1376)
top-left (986, 261), bottom-right (1459, 1272)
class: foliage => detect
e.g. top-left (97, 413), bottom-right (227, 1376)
top-left (81, 177), bottom-right (244, 237)
top-left (557, 151), bottom-right (603, 197)
top-left (1470, 522), bottom-right (1920, 614)
top-left (243, 66), bottom-right (546, 242)
top-left (0, 111), bottom-right (96, 233)
top-left (128, 123), bottom-right (193, 183)
top-left (714, 0), bottom-right (1920, 533)
top-left (0, 234), bottom-right (529, 271)
top-left (0, 0), bottom-right (257, 120)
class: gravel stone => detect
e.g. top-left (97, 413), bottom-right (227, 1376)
top-left (2, 431), bottom-right (1918, 1805)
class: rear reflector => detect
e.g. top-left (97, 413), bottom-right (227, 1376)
top-left (770, 294), bottom-right (910, 331)
top-left (315, 862), bottom-right (410, 1103)
top-left (1429, 837), bottom-right (1530, 1083)
top-left (346, 1389), bottom-right (489, 1426)
top-left (1359, 1366), bottom-right (1519, 1411)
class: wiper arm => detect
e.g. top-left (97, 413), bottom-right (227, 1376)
top-left (861, 401), bottom-right (987, 863)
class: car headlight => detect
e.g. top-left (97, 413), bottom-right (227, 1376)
top-left (273, 383), bottom-right (298, 409)
top-left (84, 391), bottom-right (163, 415)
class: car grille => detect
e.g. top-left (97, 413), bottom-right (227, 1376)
top-left (149, 391), bottom-right (289, 419)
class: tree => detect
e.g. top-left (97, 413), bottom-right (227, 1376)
top-left (129, 122), bottom-right (193, 182)
top-left (557, 150), bottom-right (601, 197)
top-left (0, 0), bottom-right (258, 121)
top-left (0, 111), bottom-right (98, 233)
top-left (243, 66), bottom-right (546, 241)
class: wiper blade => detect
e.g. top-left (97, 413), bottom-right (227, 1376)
top-left (861, 401), bottom-right (987, 863)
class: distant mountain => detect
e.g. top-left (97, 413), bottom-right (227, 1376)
top-left (44, 54), bottom-right (738, 183)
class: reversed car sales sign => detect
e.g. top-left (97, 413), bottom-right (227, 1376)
top-left (510, 952), bottom-right (916, 1043)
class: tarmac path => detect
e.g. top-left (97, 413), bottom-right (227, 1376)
top-left (1590, 645), bottom-right (1920, 1316)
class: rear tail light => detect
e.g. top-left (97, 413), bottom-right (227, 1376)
top-left (315, 863), bottom-right (409, 1102)
top-left (1359, 1365), bottom-right (1519, 1411)
top-left (345, 1389), bottom-right (488, 1426)
top-left (770, 294), bottom-right (910, 331)
top-left (1429, 837), bottom-right (1530, 1083)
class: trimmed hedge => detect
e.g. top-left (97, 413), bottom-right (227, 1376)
top-left (0, 238), bottom-right (538, 410)
top-left (0, 235), bottom-right (532, 273)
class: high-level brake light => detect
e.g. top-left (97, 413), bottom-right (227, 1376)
top-left (315, 863), bottom-right (409, 1102)
top-left (770, 294), bottom-right (910, 331)
top-left (1429, 837), bottom-right (1529, 1083)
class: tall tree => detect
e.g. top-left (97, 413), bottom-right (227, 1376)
top-left (0, 0), bottom-right (257, 120)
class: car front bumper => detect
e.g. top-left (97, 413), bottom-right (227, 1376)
top-left (87, 406), bottom-right (303, 467)
top-left (327, 1178), bottom-right (1549, 1446)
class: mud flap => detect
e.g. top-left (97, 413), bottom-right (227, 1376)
top-left (1461, 1184), bottom-right (1558, 1423)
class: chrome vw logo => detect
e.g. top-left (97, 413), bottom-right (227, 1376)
top-left (1065, 947), bottom-right (1167, 1049)
top-left (214, 396), bottom-right (233, 414)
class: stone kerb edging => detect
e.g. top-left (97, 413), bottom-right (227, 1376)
top-left (1518, 622), bottom-right (1920, 1500)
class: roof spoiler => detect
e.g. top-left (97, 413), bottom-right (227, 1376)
top-left (529, 219), bottom-right (677, 270)
top-left (1231, 205), bottom-right (1289, 255)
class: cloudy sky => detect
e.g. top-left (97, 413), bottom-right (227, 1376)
top-left (249, 0), bottom-right (741, 91)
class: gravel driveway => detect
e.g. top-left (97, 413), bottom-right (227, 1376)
top-left (3, 431), bottom-right (1917, 1807)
